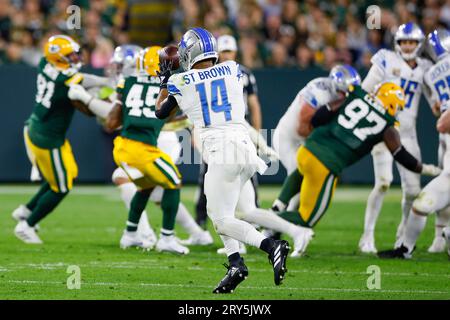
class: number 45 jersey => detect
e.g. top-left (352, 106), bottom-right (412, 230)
top-left (305, 85), bottom-right (397, 175)
top-left (167, 60), bottom-right (247, 140)
top-left (117, 75), bottom-right (164, 146)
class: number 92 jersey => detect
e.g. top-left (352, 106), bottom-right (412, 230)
top-left (305, 85), bottom-right (396, 175)
top-left (117, 75), bottom-right (165, 146)
top-left (167, 61), bottom-right (246, 138)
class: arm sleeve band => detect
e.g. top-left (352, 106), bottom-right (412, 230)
top-left (155, 95), bottom-right (178, 119)
top-left (392, 146), bottom-right (421, 173)
top-left (311, 105), bottom-right (335, 128)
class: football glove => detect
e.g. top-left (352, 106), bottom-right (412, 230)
top-left (68, 84), bottom-right (93, 105)
top-left (157, 60), bottom-right (173, 89)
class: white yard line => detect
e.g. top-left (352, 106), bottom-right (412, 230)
top-left (2, 279), bottom-right (448, 295)
top-left (0, 185), bottom-right (404, 202)
top-left (1, 261), bottom-right (448, 278)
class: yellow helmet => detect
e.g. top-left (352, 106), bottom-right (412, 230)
top-left (44, 35), bottom-right (81, 70)
top-left (137, 46), bottom-right (162, 77)
top-left (375, 82), bottom-right (406, 117)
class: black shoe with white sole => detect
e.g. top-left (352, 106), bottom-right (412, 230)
top-left (269, 240), bottom-right (290, 285)
top-left (212, 260), bottom-right (248, 294)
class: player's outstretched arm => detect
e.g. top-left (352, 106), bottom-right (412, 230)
top-left (383, 126), bottom-right (441, 176)
top-left (68, 84), bottom-right (113, 119)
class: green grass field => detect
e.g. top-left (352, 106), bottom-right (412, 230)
top-left (0, 185), bottom-right (448, 300)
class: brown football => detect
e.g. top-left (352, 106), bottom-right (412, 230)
top-left (159, 44), bottom-right (180, 70)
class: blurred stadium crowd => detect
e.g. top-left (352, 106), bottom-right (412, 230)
top-left (1, 0), bottom-right (450, 71)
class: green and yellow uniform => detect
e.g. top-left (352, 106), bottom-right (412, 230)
top-left (25, 57), bottom-right (83, 193)
top-left (113, 75), bottom-right (181, 190)
top-left (298, 86), bottom-right (396, 227)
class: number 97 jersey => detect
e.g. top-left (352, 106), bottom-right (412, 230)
top-left (167, 61), bottom-right (246, 134)
top-left (305, 86), bottom-right (397, 175)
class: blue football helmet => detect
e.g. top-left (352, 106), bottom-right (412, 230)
top-left (394, 22), bottom-right (425, 60)
top-left (426, 28), bottom-right (450, 62)
top-left (178, 27), bottom-right (219, 71)
top-left (329, 64), bottom-right (361, 92)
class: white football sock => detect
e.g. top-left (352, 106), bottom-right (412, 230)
top-left (398, 194), bottom-right (415, 238)
top-left (118, 182), bottom-right (136, 209)
top-left (219, 235), bottom-right (240, 256)
top-left (363, 186), bottom-right (386, 233)
top-left (175, 202), bottom-right (203, 235)
top-left (238, 208), bottom-right (299, 237)
top-left (215, 216), bottom-right (266, 248)
top-left (286, 193), bottom-right (300, 211)
top-left (118, 182), bottom-right (153, 235)
top-left (403, 211), bottom-right (427, 252)
top-left (435, 208), bottom-right (450, 239)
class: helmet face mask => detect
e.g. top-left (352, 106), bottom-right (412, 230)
top-left (329, 64), bottom-right (361, 93)
top-left (178, 28), bottom-right (219, 71)
top-left (394, 22), bottom-right (425, 61)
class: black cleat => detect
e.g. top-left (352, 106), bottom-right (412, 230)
top-left (378, 244), bottom-right (412, 259)
top-left (212, 260), bottom-right (248, 294)
top-left (269, 240), bottom-right (290, 285)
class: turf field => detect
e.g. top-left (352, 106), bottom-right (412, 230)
top-left (0, 185), bottom-right (448, 300)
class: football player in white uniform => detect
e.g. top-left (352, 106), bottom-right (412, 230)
top-left (359, 23), bottom-right (435, 253)
top-left (379, 29), bottom-right (450, 259)
top-left (67, 45), bottom-right (213, 252)
top-left (155, 28), bottom-right (290, 294)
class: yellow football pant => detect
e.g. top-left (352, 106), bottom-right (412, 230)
top-left (297, 146), bottom-right (338, 227)
top-left (24, 129), bottom-right (78, 193)
top-left (113, 136), bottom-right (181, 190)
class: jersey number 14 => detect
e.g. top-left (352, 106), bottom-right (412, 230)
top-left (196, 78), bottom-right (232, 126)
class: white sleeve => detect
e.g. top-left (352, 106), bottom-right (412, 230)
top-left (361, 64), bottom-right (385, 93)
top-left (81, 73), bottom-right (111, 89)
top-left (167, 75), bottom-right (183, 105)
top-left (87, 98), bottom-right (114, 119)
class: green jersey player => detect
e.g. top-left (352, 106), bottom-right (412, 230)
top-left (275, 82), bottom-right (441, 254)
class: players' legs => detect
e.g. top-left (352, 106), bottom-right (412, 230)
top-left (15, 137), bottom-right (77, 244)
top-left (272, 129), bottom-right (303, 211)
top-left (395, 136), bottom-right (422, 248)
top-left (205, 163), bottom-right (266, 248)
top-left (195, 161), bottom-right (209, 227)
top-left (277, 147), bottom-right (338, 232)
top-left (112, 167), bottom-right (156, 243)
top-left (360, 142), bottom-right (393, 253)
top-left (148, 175), bottom-right (212, 246)
top-left (236, 180), bottom-right (312, 255)
top-left (402, 173), bottom-right (450, 254)
top-left (429, 206), bottom-right (450, 253)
